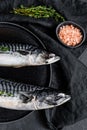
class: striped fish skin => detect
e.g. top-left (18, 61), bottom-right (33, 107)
top-left (0, 42), bottom-right (32, 52)
top-left (0, 44), bottom-right (60, 67)
top-left (0, 78), bottom-right (70, 110)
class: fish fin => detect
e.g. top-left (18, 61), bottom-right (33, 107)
top-left (13, 65), bottom-right (24, 68)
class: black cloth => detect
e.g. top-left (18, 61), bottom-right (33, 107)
top-left (0, 0), bottom-right (87, 130)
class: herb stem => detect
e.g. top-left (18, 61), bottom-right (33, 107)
top-left (13, 5), bottom-right (65, 22)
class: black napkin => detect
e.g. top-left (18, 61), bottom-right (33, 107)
top-left (79, 48), bottom-right (87, 67)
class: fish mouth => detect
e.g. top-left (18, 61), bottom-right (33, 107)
top-left (45, 55), bottom-right (60, 65)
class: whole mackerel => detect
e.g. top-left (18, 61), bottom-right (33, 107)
top-left (0, 45), bottom-right (60, 67)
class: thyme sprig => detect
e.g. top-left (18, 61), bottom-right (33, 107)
top-left (13, 5), bottom-right (65, 22)
top-left (0, 46), bottom-right (9, 51)
top-left (0, 91), bottom-right (13, 97)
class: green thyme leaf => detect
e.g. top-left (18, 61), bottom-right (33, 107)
top-left (0, 46), bottom-right (9, 51)
top-left (0, 91), bottom-right (13, 97)
top-left (12, 5), bottom-right (65, 22)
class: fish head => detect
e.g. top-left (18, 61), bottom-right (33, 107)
top-left (43, 53), bottom-right (60, 65)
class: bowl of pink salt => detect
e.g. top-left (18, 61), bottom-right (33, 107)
top-left (56, 21), bottom-right (86, 48)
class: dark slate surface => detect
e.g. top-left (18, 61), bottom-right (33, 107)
top-left (63, 119), bottom-right (87, 130)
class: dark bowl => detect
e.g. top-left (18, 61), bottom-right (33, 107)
top-left (56, 21), bottom-right (86, 48)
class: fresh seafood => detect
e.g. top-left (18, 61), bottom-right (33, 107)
top-left (0, 78), bottom-right (70, 110)
top-left (0, 45), bottom-right (60, 67)
top-left (0, 90), bottom-right (70, 110)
